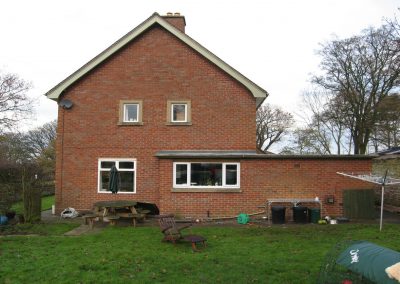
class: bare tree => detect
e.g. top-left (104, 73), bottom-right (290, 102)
top-left (0, 71), bottom-right (33, 132)
top-left (312, 23), bottom-right (400, 154)
top-left (370, 94), bottom-right (400, 151)
top-left (24, 120), bottom-right (57, 158)
top-left (300, 89), bottom-right (352, 154)
top-left (256, 104), bottom-right (294, 152)
top-left (280, 128), bottom-right (329, 155)
top-left (0, 120), bottom-right (57, 166)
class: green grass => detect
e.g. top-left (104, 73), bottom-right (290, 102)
top-left (11, 195), bottom-right (55, 214)
top-left (0, 222), bottom-right (79, 236)
top-left (1, 223), bottom-right (400, 283)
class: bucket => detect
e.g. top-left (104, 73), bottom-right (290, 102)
top-left (0, 215), bottom-right (8, 225)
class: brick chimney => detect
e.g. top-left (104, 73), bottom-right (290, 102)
top-left (162, 12), bottom-right (186, 33)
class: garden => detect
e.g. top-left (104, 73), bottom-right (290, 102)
top-left (1, 220), bottom-right (400, 283)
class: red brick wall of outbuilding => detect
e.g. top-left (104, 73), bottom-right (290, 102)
top-left (158, 158), bottom-right (373, 218)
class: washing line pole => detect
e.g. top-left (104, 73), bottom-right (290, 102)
top-left (336, 170), bottom-right (400, 232)
top-left (379, 170), bottom-right (388, 232)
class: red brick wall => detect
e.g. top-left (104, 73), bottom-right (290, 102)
top-left (158, 158), bottom-right (372, 218)
top-left (55, 25), bottom-right (256, 212)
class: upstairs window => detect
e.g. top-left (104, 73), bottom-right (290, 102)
top-left (171, 103), bottom-right (187, 122)
top-left (124, 104), bottom-right (139, 122)
top-left (167, 100), bottom-right (191, 125)
top-left (119, 100), bottom-right (143, 125)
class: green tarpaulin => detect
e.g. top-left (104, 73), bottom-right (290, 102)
top-left (336, 241), bottom-right (400, 283)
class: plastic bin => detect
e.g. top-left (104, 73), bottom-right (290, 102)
top-left (271, 206), bottom-right (286, 224)
top-left (292, 206), bottom-right (308, 223)
top-left (0, 216), bottom-right (8, 225)
top-left (308, 208), bottom-right (321, 223)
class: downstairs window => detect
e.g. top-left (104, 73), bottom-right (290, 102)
top-left (173, 162), bottom-right (240, 188)
top-left (98, 159), bottom-right (136, 193)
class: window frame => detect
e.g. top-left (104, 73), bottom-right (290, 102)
top-left (119, 100), bottom-right (143, 125)
top-left (166, 100), bottom-right (191, 125)
top-left (171, 103), bottom-right (188, 122)
top-left (124, 103), bottom-right (139, 122)
top-left (98, 158), bottom-right (137, 194)
top-left (173, 162), bottom-right (240, 189)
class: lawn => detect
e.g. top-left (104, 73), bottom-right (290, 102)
top-left (1, 223), bottom-right (400, 283)
top-left (11, 195), bottom-right (55, 214)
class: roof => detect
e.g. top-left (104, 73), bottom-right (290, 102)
top-left (155, 150), bottom-right (374, 160)
top-left (45, 12), bottom-right (268, 107)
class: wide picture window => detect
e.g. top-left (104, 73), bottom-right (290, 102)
top-left (98, 159), bottom-right (136, 193)
top-left (173, 162), bottom-right (240, 188)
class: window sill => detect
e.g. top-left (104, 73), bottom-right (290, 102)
top-left (172, 188), bottom-right (241, 193)
top-left (165, 122), bottom-right (192, 126)
top-left (118, 122), bottom-right (144, 126)
top-left (98, 191), bottom-right (136, 194)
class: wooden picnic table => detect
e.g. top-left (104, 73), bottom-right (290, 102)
top-left (94, 200), bottom-right (137, 210)
top-left (92, 200), bottom-right (147, 227)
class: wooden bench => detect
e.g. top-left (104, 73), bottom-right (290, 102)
top-left (83, 214), bottom-right (97, 229)
top-left (136, 208), bottom-right (151, 220)
top-left (106, 215), bottom-right (120, 226)
top-left (123, 213), bottom-right (145, 227)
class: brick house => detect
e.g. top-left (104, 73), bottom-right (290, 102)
top-left (46, 13), bottom-right (372, 218)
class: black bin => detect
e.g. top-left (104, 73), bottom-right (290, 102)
top-left (292, 206), bottom-right (308, 223)
top-left (308, 208), bottom-right (321, 224)
top-left (271, 206), bottom-right (286, 224)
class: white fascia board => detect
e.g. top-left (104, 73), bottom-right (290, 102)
top-left (45, 13), bottom-right (268, 103)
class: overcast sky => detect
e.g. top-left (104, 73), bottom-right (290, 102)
top-left (1, 0), bottom-right (398, 130)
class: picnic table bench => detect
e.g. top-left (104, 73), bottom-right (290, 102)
top-left (86, 200), bottom-right (149, 228)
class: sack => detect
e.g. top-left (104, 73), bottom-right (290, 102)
top-left (60, 207), bottom-right (79, 218)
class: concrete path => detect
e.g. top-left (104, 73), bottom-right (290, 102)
top-left (64, 224), bottom-right (104, 236)
top-left (41, 210), bottom-right (105, 236)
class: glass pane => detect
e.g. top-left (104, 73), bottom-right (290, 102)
top-left (225, 164), bottom-right (238, 185)
top-left (101, 161), bottom-right (115, 169)
top-left (119, 161), bottom-right (134, 169)
top-left (120, 172), bottom-right (134, 192)
top-left (100, 171), bottom-right (110, 191)
top-left (191, 163), bottom-right (222, 186)
top-left (175, 164), bottom-right (188, 185)
top-left (172, 104), bottom-right (186, 122)
top-left (124, 104), bottom-right (138, 122)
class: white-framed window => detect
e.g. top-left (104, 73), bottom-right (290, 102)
top-left (119, 100), bottom-right (143, 125)
top-left (171, 103), bottom-right (187, 122)
top-left (166, 100), bottom-right (191, 124)
top-left (173, 162), bottom-right (240, 188)
top-left (124, 104), bottom-right (139, 122)
top-left (98, 158), bottom-right (136, 194)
